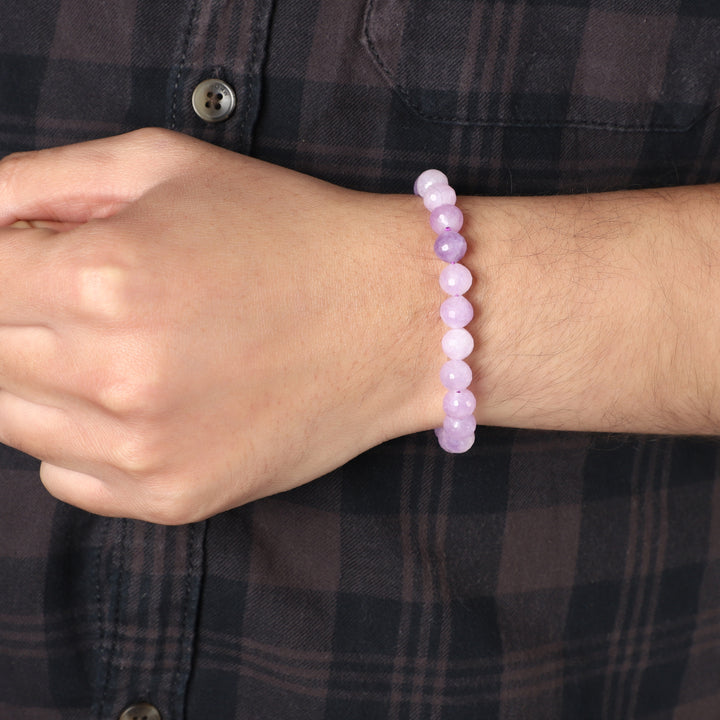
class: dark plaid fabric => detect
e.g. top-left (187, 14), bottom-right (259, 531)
top-left (1, 1), bottom-right (720, 718)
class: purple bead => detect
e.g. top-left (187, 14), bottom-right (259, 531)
top-left (423, 184), bottom-right (457, 212)
top-left (443, 389), bottom-right (477, 418)
top-left (430, 204), bottom-right (463, 233)
top-left (442, 328), bottom-right (474, 360)
top-left (437, 428), bottom-right (476, 453)
top-left (443, 414), bottom-right (477, 437)
top-left (440, 359), bottom-right (472, 390)
top-left (439, 263), bottom-right (472, 295)
top-left (434, 231), bottom-right (467, 263)
top-left (414, 169), bottom-right (448, 197)
top-left (440, 296), bottom-right (474, 328)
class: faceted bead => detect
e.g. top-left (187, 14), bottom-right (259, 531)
top-left (423, 184), bottom-right (457, 211)
top-left (437, 428), bottom-right (476, 453)
top-left (443, 414), bottom-right (477, 437)
top-left (440, 296), bottom-right (473, 328)
top-left (442, 328), bottom-right (474, 359)
top-left (414, 169), bottom-right (448, 197)
top-left (430, 204), bottom-right (463, 233)
top-left (440, 359), bottom-right (472, 390)
top-left (439, 263), bottom-right (472, 295)
top-left (443, 388), bottom-right (477, 418)
top-left (434, 231), bottom-right (467, 263)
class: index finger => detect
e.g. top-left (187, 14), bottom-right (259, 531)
top-left (0, 128), bottom-right (189, 226)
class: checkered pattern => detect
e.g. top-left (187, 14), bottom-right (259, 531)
top-left (1, 0), bottom-right (720, 718)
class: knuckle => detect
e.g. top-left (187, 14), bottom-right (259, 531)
top-left (136, 479), bottom-right (200, 526)
top-left (86, 335), bottom-right (167, 418)
top-left (106, 441), bottom-right (199, 525)
top-left (72, 260), bottom-right (133, 324)
top-left (110, 428), bottom-right (162, 478)
top-left (88, 337), bottom-right (166, 418)
top-left (98, 370), bottom-right (163, 417)
top-left (149, 503), bottom-right (196, 527)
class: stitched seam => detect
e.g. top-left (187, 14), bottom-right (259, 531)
top-left (97, 518), bottom-right (129, 720)
top-left (92, 517), bottom-right (110, 719)
top-left (170, 0), bottom-right (202, 130)
top-left (171, 523), bottom-right (198, 720)
top-left (361, 0), bottom-right (712, 134)
top-left (240, 0), bottom-right (274, 148)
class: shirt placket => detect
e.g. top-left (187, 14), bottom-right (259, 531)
top-left (94, 518), bottom-right (206, 720)
top-left (169, 0), bottom-right (275, 154)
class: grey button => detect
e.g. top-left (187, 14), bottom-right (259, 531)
top-left (118, 702), bottom-right (162, 720)
top-left (192, 78), bottom-right (236, 122)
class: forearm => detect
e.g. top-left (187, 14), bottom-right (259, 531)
top-left (396, 184), bottom-right (720, 436)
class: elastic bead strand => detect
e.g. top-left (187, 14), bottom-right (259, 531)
top-left (414, 169), bottom-right (477, 453)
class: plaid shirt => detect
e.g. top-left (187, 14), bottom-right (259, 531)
top-left (1, 1), bottom-right (720, 718)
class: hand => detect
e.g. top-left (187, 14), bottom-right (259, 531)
top-left (0, 129), bottom-right (439, 523)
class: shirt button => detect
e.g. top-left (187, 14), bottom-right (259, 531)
top-left (191, 78), bottom-right (236, 122)
top-left (117, 702), bottom-right (162, 720)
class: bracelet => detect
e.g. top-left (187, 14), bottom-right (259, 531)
top-left (414, 170), bottom-right (476, 453)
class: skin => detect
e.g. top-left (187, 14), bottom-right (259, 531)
top-left (0, 128), bottom-right (718, 523)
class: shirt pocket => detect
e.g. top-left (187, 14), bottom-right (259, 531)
top-left (362, 0), bottom-right (720, 131)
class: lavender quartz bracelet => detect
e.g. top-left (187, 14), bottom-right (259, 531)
top-left (414, 170), bottom-right (476, 453)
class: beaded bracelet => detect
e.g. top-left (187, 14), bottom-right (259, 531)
top-left (414, 170), bottom-right (476, 453)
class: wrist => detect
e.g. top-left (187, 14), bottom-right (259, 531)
top-left (346, 190), bottom-right (445, 442)
top-left (345, 181), bottom-right (720, 443)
